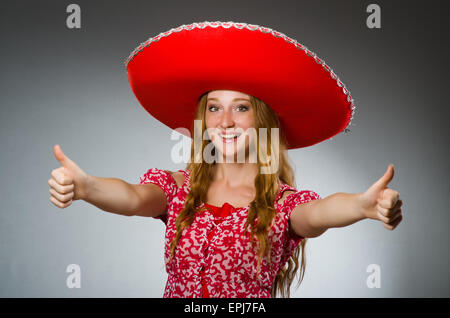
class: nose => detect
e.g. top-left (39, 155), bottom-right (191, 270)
top-left (219, 108), bottom-right (234, 129)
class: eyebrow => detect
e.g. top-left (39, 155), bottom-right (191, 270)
top-left (207, 97), bottom-right (250, 102)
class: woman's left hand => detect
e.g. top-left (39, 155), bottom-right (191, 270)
top-left (359, 164), bottom-right (403, 230)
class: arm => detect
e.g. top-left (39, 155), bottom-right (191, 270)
top-left (83, 175), bottom-right (167, 217)
top-left (289, 192), bottom-right (365, 238)
top-left (49, 145), bottom-right (170, 217)
top-left (289, 164), bottom-right (403, 238)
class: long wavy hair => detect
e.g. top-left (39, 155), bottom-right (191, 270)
top-left (168, 91), bottom-right (307, 297)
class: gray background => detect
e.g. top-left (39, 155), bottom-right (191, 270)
top-left (0, 0), bottom-right (448, 297)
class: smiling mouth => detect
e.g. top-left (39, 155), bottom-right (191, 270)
top-left (219, 133), bottom-right (241, 144)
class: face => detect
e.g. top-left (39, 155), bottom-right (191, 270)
top-left (204, 90), bottom-right (255, 162)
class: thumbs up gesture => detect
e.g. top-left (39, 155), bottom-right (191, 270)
top-left (360, 164), bottom-right (403, 230)
top-left (48, 145), bottom-right (90, 208)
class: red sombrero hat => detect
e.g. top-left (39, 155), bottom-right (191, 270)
top-left (125, 21), bottom-right (355, 149)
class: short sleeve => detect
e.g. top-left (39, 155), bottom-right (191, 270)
top-left (138, 168), bottom-right (178, 224)
top-left (280, 190), bottom-right (322, 248)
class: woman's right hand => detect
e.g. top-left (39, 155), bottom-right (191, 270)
top-left (48, 144), bottom-right (90, 208)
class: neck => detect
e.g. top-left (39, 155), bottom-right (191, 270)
top-left (213, 162), bottom-right (258, 187)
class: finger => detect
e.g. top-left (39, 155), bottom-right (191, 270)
top-left (377, 206), bottom-right (402, 224)
top-left (379, 191), bottom-right (400, 209)
top-left (385, 209), bottom-right (402, 225)
top-left (50, 195), bottom-right (73, 209)
top-left (378, 199), bottom-right (402, 217)
top-left (54, 144), bottom-right (68, 166)
top-left (49, 188), bottom-right (74, 203)
top-left (51, 168), bottom-right (73, 185)
top-left (377, 210), bottom-right (390, 224)
top-left (54, 144), bottom-right (78, 170)
top-left (382, 216), bottom-right (403, 231)
top-left (374, 164), bottom-right (395, 191)
top-left (382, 215), bottom-right (402, 231)
top-left (48, 178), bottom-right (74, 194)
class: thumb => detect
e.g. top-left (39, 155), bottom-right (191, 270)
top-left (372, 164), bottom-right (395, 191)
top-left (53, 144), bottom-right (77, 169)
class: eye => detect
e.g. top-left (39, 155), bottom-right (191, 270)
top-left (208, 105), bottom-right (219, 112)
top-left (237, 105), bottom-right (249, 112)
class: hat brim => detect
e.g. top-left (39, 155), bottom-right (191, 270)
top-left (126, 21), bottom-right (355, 149)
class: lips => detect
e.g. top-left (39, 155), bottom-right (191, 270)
top-left (219, 132), bottom-right (241, 143)
top-left (208, 128), bottom-right (244, 145)
top-left (221, 135), bottom-right (238, 143)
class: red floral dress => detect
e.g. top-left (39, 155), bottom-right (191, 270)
top-left (139, 168), bottom-right (321, 298)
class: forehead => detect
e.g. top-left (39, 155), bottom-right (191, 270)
top-left (207, 90), bottom-right (250, 100)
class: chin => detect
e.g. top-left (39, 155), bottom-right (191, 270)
top-left (209, 135), bottom-right (250, 163)
top-left (217, 147), bottom-right (250, 163)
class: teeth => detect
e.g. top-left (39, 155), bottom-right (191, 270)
top-left (220, 133), bottom-right (240, 139)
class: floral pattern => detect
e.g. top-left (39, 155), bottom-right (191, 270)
top-left (139, 168), bottom-right (321, 297)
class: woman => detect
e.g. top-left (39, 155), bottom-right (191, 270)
top-left (48, 22), bottom-right (403, 298)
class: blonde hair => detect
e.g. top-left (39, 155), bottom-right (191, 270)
top-left (168, 91), bottom-right (307, 297)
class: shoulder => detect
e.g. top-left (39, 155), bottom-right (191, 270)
top-left (275, 182), bottom-right (321, 207)
top-left (168, 170), bottom-right (188, 189)
top-left (277, 189), bottom-right (296, 205)
top-left (139, 168), bottom-right (187, 189)
top-left (275, 182), bottom-right (297, 206)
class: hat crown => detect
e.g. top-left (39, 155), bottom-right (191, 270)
top-left (124, 21), bottom-right (356, 148)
